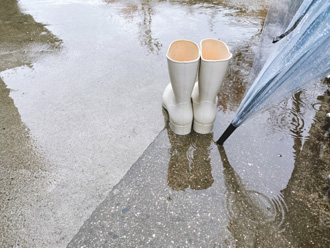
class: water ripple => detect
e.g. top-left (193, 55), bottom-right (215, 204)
top-left (311, 102), bottom-right (321, 111)
top-left (226, 190), bottom-right (287, 230)
top-left (289, 111), bottom-right (305, 139)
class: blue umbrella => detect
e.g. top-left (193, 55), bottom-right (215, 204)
top-left (217, 0), bottom-right (330, 145)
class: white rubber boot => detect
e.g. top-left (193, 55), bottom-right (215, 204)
top-left (162, 40), bottom-right (200, 135)
top-left (192, 39), bottom-right (232, 134)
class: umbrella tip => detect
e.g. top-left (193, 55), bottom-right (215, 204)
top-left (216, 123), bottom-right (237, 146)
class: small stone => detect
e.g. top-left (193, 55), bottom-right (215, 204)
top-left (327, 175), bottom-right (330, 184)
top-left (121, 206), bottom-right (131, 214)
top-left (326, 113), bottom-right (330, 121)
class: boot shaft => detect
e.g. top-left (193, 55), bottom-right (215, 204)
top-left (167, 40), bottom-right (200, 103)
top-left (198, 39), bottom-right (232, 102)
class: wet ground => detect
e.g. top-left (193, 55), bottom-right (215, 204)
top-left (0, 0), bottom-right (329, 247)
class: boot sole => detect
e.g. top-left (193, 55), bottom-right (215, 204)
top-left (170, 122), bottom-right (192, 135)
top-left (193, 120), bottom-right (213, 134)
top-left (162, 104), bottom-right (192, 135)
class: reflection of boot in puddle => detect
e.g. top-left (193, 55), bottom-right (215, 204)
top-left (189, 132), bottom-right (214, 190)
top-left (165, 111), bottom-right (190, 191)
top-left (165, 117), bottom-right (214, 190)
top-left (164, 108), bottom-right (214, 191)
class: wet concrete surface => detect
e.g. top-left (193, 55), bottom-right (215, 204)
top-left (1, 0), bottom-right (329, 247)
top-left (67, 127), bottom-right (290, 247)
top-left (68, 86), bottom-right (330, 247)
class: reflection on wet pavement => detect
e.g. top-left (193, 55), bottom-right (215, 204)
top-left (0, 0), bottom-right (62, 71)
top-left (281, 86), bottom-right (330, 247)
top-left (0, 0), bottom-right (61, 246)
top-left (166, 116), bottom-right (214, 191)
top-left (219, 146), bottom-right (288, 247)
top-left (218, 42), bottom-right (257, 113)
top-left (290, 92), bottom-right (304, 158)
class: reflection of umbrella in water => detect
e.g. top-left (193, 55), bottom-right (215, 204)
top-left (219, 146), bottom-right (280, 225)
top-left (217, 0), bottom-right (330, 145)
top-left (218, 146), bottom-right (288, 246)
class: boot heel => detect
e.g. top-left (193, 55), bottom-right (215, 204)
top-left (193, 120), bottom-right (213, 134)
top-left (170, 121), bottom-right (192, 135)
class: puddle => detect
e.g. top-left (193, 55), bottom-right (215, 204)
top-left (1, 0), bottom-right (329, 247)
top-left (69, 82), bottom-right (329, 247)
top-left (68, 92), bottom-right (330, 247)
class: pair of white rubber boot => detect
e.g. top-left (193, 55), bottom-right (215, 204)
top-left (162, 39), bottom-right (232, 135)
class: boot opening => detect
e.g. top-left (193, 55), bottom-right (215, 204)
top-left (201, 39), bottom-right (231, 61)
top-left (167, 40), bottom-right (199, 62)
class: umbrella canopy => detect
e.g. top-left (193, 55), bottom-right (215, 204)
top-left (217, 0), bottom-right (330, 145)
